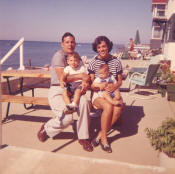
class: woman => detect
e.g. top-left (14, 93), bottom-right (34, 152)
top-left (129, 38), bottom-right (134, 51)
top-left (88, 36), bottom-right (123, 153)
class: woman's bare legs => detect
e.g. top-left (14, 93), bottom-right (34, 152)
top-left (110, 94), bottom-right (124, 126)
top-left (93, 97), bottom-right (113, 145)
top-left (111, 100), bottom-right (123, 126)
top-left (93, 98), bottom-right (123, 145)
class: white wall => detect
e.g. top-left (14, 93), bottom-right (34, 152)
top-left (164, 43), bottom-right (175, 70)
top-left (166, 0), bottom-right (175, 18)
top-left (164, 0), bottom-right (175, 71)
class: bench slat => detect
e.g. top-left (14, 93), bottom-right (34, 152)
top-left (1, 95), bottom-right (49, 106)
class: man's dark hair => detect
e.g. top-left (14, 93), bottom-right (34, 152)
top-left (92, 36), bottom-right (113, 53)
top-left (62, 32), bottom-right (75, 42)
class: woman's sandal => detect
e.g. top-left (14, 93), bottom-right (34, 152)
top-left (100, 142), bottom-right (112, 153)
top-left (91, 138), bottom-right (100, 147)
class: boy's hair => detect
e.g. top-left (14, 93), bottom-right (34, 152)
top-left (62, 32), bottom-right (75, 42)
top-left (67, 52), bottom-right (81, 60)
top-left (99, 64), bottom-right (109, 72)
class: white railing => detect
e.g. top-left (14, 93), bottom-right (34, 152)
top-left (0, 37), bottom-right (25, 70)
top-left (152, 7), bottom-right (166, 19)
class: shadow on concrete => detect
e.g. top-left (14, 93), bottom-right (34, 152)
top-left (4, 114), bottom-right (78, 152)
top-left (134, 90), bottom-right (156, 96)
top-left (89, 105), bottom-right (145, 144)
top-left (51, 138), bottom-right (77, 152)
top-left (3, 105), bottom-right (144, 150)
top-left (3, 114), bottom-right (50, 124)
top-left (108, 105), bottom-right (144, 144)
top-left (30, 105), bottom-right (51, 110)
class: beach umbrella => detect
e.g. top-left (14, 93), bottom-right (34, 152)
top-left (134, 29), bottom-right (141, 45)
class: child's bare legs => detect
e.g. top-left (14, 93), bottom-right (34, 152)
top-left (72, 88), bottom-right (82, 106)
top-left (62, 90), bottom-right (75, 114)
top-left (62, 90), bottom-right (71, 105)
top-left (66, 89), bottom-right (82, 110)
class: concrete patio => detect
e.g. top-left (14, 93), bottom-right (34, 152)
top-left (0, 60), bottom-right (175, 173)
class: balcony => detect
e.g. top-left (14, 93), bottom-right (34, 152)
top-left (152, 7), bottom-right (167, 23)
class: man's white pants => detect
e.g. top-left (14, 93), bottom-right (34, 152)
top-left (45, 86), bottom-right (90, 139)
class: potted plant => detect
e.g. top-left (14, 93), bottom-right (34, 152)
top-left (145, 117), bottom-right (175, 168)
top-left (158, 63), bottom-right (175, 101)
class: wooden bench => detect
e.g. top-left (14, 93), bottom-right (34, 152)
top-left (1, 95), bottom-right (49, 106)
top-left (1, 94), bottom-right (50, 122)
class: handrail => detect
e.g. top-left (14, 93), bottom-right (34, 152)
top-left (0, 37), bottom-right (25, 70)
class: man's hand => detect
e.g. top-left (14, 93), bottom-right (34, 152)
top-left (80, 73), bottom-right (91, 94)
top-left (81, 81), bottom-right (90, 94)
top-left (81, 73), bottom-right (91, 83)
top-left (60, 81), bottom-right (66, 88)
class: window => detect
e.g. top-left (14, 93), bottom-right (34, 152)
top-left (169, 21), bottom-right (175, 41)
top-left (157, 4), bottom-right (165, 10)
top-left (153, 4), bottom-right (166, 18)
top-left (166, 14), bottom-right (175, 42)
top-left (157, 11), bottom-right (165, 17)
top-left (153, 26), bottom-right (162, 39)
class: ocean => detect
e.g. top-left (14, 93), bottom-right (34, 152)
top-left (0, 40), bottom-right (125, 70)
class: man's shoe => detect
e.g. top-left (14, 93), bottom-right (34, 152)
top-left (37, 124), bottom-right (49, 142)
top-left (79, 139), bottom-right (93, 152)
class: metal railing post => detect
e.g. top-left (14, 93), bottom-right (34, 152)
top-left (0, 37), bottom-right (25, 70)
top-left (19, 43), bottom-right (25, 70)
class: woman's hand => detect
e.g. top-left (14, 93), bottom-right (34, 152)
top-left (91, 82), bottom-right (107, 91)
top-left (104, 83), bottom-right (117, 92)
top-left (99, 82), bottom-right (108, 91)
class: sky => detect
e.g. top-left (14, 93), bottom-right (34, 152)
top-left (0, 0), bottom-right (152, 44)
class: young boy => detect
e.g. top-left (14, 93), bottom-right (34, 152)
top-left (60, 52), bottom-right (89, 112)
top-left (92, 64), bottom-right (123, 106)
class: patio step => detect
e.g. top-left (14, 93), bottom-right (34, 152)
top-left (0, 145), bottom-right (170, 174)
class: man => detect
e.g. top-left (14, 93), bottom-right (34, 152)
top-left (37, 32), bottom-right (93, 152)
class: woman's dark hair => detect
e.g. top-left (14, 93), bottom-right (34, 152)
top-left (62, 32), bottom-right (75, 42)
top-left (92, 36), bottom-right (113, 53)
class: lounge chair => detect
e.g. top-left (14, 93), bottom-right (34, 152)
top-left (129, 64), bottom-right (160, 91)
top-left (129, 54), bottom-right (163, 76)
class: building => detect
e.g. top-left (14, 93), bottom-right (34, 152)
top-left (151, 0), bottom-right (168, 49)
top-left (151, 0), bottom-right (175, 70)
top-left (163, 0), bottom-right (175, 70)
